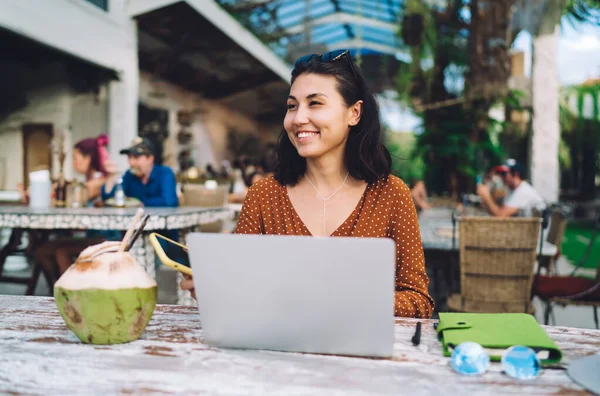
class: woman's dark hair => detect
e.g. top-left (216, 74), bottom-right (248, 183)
top-left (74, 134), bottom-right (109, 177)
top-left (274, 52), bottom-right (391, 186)
top-left (244, 170), bottom-right (264, 188)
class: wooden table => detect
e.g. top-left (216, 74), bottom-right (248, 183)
top-left (1, 295), bottom-right (598, 395)
top-left (0, 206), bottom-right (232, 279)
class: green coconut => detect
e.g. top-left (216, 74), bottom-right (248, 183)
top-left (54, 241), bottom-right (157, 345)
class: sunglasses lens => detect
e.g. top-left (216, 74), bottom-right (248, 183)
top-left (451, 342), bottom-right (490, 376)
top-left (501, 346), bottom-right (541, 380)
top-left (295, 54), bottom-right (318, 67)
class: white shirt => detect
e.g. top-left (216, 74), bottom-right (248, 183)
top-left (504, 181), bottom-right (545, 216)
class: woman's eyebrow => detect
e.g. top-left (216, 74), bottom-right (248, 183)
top-left (306, 93), bottom-right (327, 99)
top-left (288, 93), bottom-right (328, 100)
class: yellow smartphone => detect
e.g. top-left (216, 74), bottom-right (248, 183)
top-left (149, 232), bottom-right (193, 276)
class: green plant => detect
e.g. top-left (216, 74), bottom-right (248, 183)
top-left (385, 131), bottom-right (425, 184)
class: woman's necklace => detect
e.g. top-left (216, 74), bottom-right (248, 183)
top-left (305, 171), bottom-right (350, 236)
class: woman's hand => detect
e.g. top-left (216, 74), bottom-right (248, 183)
top-left (17, 183), bottom-right (29, 204)
top-left (102, 160), bottom-right (119, 193)
top-left (103, 159), bottom-right (118, 176)
top-left (180, 274), bottom-right (196, 300)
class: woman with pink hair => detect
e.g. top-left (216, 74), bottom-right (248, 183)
top-left (71, 133), bottom-right (110, 200)
top-left (34, 134), bottom-right (117, 288)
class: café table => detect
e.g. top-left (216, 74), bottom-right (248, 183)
top-left (0, 206), bottom-right (233, 279)
top-left (0, 295), bottom-right (598, 395)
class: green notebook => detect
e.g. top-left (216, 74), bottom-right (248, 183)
top-left (436, 313), bottom-right (562, 364)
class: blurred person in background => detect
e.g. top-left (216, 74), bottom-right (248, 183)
top-left (409, 179), bottom-right (431, 211)
top-left (244, 170), bottom-right (265, 187)
top-left (477, 163), bottom-right (545, 217)
top-left (102, 137), bottom-right (178, 207)
top-left (34, 134), bottom-right (116, 284)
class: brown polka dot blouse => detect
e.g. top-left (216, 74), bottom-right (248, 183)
top-left (234, 175), bottom-right (434, 318)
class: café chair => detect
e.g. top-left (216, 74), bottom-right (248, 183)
top-left (447, 217), bottom-right (541, 314)
top-left (534, 211), bottom-right (600, 329)
top-left (180, 184), bottom-right (229, 233)
top-left (0, 229), bottom-right (50, 295)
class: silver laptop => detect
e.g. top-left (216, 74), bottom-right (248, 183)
top-left (187, 233), bottom-right (396, 358)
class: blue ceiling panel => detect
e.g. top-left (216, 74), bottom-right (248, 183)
top-left (218, 0), bottom-right (407, 57)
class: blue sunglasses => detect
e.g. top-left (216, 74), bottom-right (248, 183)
top-left (294, 49), bottom-right (358, 81)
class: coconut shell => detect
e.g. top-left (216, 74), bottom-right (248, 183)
top-left (54, 241), bottom-right (157, 344)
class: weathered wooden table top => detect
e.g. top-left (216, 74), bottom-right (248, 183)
top-left (1, 296), bottom-right (598, 395)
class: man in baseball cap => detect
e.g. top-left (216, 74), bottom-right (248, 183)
top-left (101, 136), bottom-right (178, 207)
top-left (119, 136), bottom-right (155, 157)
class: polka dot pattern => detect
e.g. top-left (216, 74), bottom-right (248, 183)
top-left (234, 175), bottom-right (435, 318)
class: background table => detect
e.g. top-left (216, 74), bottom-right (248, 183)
top-left (1, 295), bottom-right (597, 395)
top-left (0, 206), bottom-right (232, 278)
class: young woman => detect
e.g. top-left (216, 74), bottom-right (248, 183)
top-left (181, 50), bottom-right (434, 318)
top-left (71, 134), bottom-right (111, 200)
top-left (34, 134), bottom-right (114, 284)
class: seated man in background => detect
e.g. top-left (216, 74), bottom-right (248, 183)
top-left (480, 165), bottom-right (509, 209)
top-left (477, 163), bottom-right (545, 217)
top-left (103, 137), bottom-right (179, 256)
top-left (102, 137), bottom-right (178, 207)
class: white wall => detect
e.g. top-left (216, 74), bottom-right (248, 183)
top-left (0, 59), bottom-right (111, 189)
top-left (0, 0), bottom-right (133, 73)
top-left (70, 86), bottom-right (110, 144)
top-left (0, 0), bottom-right (138, 172)
top-left (0, 84), bottom-right (71, 189)
top-left (138, 73), bottom-right (275, 172)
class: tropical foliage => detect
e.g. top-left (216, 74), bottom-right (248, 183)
top-left (396, 0), bottom-right (600, 198)
top-left (396, 0), bottom-right (513, 197)
top-left (560, 81), bottom-right (600, 199)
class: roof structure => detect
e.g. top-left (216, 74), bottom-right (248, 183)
top-left (133, 1), bottom-right (292, 123)
top-left (218, 0), bottom-right (410, 92)
top-left (220, 0), bottom-right (404, 58)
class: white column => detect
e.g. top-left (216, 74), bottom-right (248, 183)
top-left (530, 26), bottom-right (560, 203)
top-left (108, 19), bottom-right (139, 173)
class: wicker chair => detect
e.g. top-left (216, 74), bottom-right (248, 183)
top-left (180, 185), bottom-right (228, 233)
top-left (537, 209), bottom-right (568, 274)
top-left (447, 217), bottom-right (541, 313)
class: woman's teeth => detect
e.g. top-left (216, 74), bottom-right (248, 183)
top-left (297, 132), bottom-right (319, 138)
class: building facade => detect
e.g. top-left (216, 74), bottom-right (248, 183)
top-left (0, 0), bottom-right (290, 190)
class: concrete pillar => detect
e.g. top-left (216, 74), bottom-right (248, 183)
top-left (530, 26), bottom-right (560, 203)
top-left (108, 19), bottom-right (139, 174)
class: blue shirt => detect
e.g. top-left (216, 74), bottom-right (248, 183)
top-left (102, 165), bottom-right (178, 207)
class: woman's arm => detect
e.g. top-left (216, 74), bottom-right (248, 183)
top-left (390, 181), bottom-right (435, 318)
top-left (85, 176), bottom-right (105, 200)
top-left (233, 184), bottom-right (264, 235)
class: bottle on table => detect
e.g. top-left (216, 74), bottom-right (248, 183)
top-left (54, 172), bottom-right (67, 208)
top-left (114, 177), bottom-right (125, 208)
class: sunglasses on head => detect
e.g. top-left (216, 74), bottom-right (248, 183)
top-left (294, 49), bottom-right (358, 81)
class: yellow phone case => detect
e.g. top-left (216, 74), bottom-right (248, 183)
top-left (148, 232), bottom-right (193, 276)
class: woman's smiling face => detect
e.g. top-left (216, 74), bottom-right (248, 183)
top-left (284, 73), bottom-right (362, 160)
